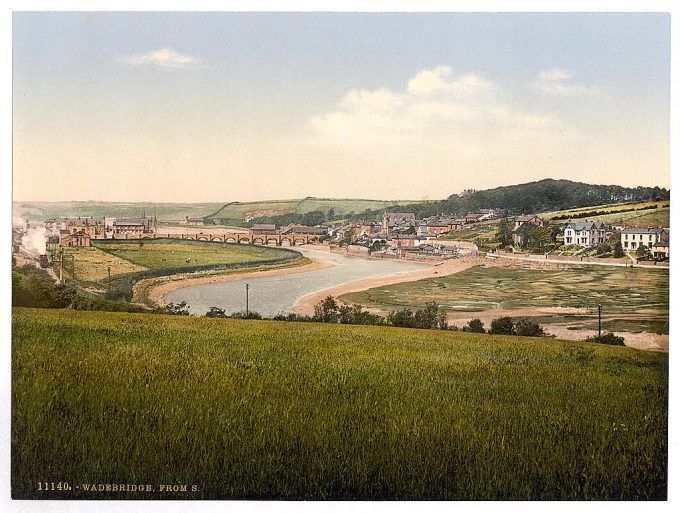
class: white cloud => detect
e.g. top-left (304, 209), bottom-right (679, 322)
top-left (310, 65), bottom-right (560, 145)
top-left (407, 65), bottom-right (495, 96)
top-left (117, 48), bottom-right (202, 70)
top-left (533, 67), bottom-right (597, 97)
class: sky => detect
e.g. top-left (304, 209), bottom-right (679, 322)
top-left (12, 12), bottom-right (671, 202)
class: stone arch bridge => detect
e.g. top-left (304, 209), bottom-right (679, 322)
top-left (113, 231), bottom-right (321, 247)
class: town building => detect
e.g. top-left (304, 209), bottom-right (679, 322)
top-left (47, 217), bottom-right (107, 239)
top-left (621, 227), bottom-right (669, 253)
top-left (183, 216), bottom-right (204, 226)
top-left (281, 224), bottom-right (328, 236)
top-left (382, 212), bottom-right (416, 236)
top-left (112, 217), bottom-right (153, 235)
top-left (512, 215), bottom-right (545, 246)
top-left (563, 221), bottom-right (607, 247)
top-left (250, 224), bottom-right (278, 234)
top-left (59, 230), bottom-right (91, 247)
top-left (426, 218), bottom-right (465, 236)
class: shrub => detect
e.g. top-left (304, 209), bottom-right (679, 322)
top-left (12, 265), bottom-right (76, 308)
top-left (463, 318), bottom-right (485, 333)
top-left (584, 332), bottom-right (625, 346)
top-left (154, 301), bottom-right (191, 316)
top-left (514, 319), bottom-right (547, 337)
top-left (205, 306), bottom-right (227, 318)
top-left (490, 317), bottom-right (515, 335)
top-left (229, 311), bottom-right (262, 320)
top-left (387, 309), bottom-right (416, 328)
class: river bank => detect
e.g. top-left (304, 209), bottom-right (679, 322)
top-left (134, 257), bottom-right (330, 307)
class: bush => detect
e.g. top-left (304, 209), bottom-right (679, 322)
top-left (387, 308), bottom-right (415, 328)
top-left (489, 317), bottom-right (515, 335)
top-left (463, 318), bottom-right (485, 333)
top-left (514, 319), bottom-right (547, 337)
top-left (154, 301), bottom-right (191, 316)
top-left (584, 332), bottom-right (625, 346)
top-left (205, 306), bottom-right (227, 318)
top-left (104, 277), bottom-right (134, 301)
top-left (229, 311), bottom-right (262, 320)
top-left (12, 265), bottom-right (76, 308)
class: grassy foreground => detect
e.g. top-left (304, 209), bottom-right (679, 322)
top-left (12, 308), bottom-right (667, 500)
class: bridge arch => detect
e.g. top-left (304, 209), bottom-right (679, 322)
top-left (294, 238), bottom-right (307, 246)
top-left (252, 237), bottom-right (265, 245)
top-left (225, 237), bottom-right (237, 243)
top-left (211, 236), bottom-right (223, 242)
top-left (266, 238), bottom-right (279, 246)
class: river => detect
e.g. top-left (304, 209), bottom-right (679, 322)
top-left (165, 247), bottom-right (428, 317)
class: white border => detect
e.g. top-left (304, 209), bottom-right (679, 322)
top-left (2, 2), bottom-right (678, 513)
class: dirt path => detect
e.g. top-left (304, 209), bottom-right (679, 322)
top-left (292, 256), bottom-right (488, 316)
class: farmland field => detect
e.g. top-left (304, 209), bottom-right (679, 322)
top-left (543, 200), bottom-right (669, 219)
top-left (14, 201), bottom-right (223, 221)
top-left (12, 308), bottom-right (667, 500)
top-left (209, 197), bottom-right (424, 222)
top-left (93, 239), bottom-right (289, 271)
top-left (60, 246), bottom-right (147, 283)
top-left (340, 265), bottom-right (669, 333)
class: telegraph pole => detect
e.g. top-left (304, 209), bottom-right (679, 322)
top-left (59, 248), bottom-right (64, 283)
top-left (245, 283), bottom-right (250, 316)
top-left (107, 266), bottom-right (112, 293)
top-left (598, 303), bottom-right (602, 338)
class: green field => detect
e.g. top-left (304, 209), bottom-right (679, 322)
top-left (14, 201), bottom-right (223, 222)
top-left (12, 308), bottom-right (667, 500)
top-left (341, 265), bottom-right (669, 332)
top-left (209, 197), bottom-right (423, 222)
top-left (93, 240), bottom-right (286, 271)
top-left (543, 201), bottom-right (670, 228)
top-left (60, 246), bottom-right (148, 283)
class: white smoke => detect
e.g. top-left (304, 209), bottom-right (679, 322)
top-left (22, 225), bottom-right (47, 254)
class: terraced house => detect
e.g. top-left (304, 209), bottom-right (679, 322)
top-left (563, 221), bottom-right (607, 247)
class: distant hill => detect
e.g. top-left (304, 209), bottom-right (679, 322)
top-left (13, 201), bottom-right (224, 222)
top-left (380, 179), bottom-right (670, 220)
top-left (208, 197), bottom-right (425, 224)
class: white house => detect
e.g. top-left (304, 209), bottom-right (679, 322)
top-left (563, 221), bottom-right (607, 247)
top-left (621, 227), bottom-right (669, 253)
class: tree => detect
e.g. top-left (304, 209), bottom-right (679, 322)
top-left (495, 218), bottom-right (514, 247)
top-left (514, 319), bottom-right (547, 337)
top-left (636, 244), bottom-right (651, 261)
top-left (527, 225), bottom-right (551, 253)
top-left (205, 306), bottom-right (227, 318)
top-left (463, 318), bottom-right (485, 333)
top-left (154, 301), bottom-right (191, 316)
top-left (490, 317), bottom-right (515, 335)
top-left (413, 302), bottom-right (449, 330)
top-left (313, 296), bottom-right (340, 323)
top-left (327, 208), bottom-right (335, 221)
top-left (596, 243), bottom-right (611, 256)
top-left (613, 241), bottom-right (625, 258)
top-left (387, 308), bottom-right (416, 328)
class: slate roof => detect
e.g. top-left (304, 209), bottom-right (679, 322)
top-left (565, 221), bottom-right (606, 231)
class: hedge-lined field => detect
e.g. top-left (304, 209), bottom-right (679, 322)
top-left (12, 308), bottom-right (667, 500)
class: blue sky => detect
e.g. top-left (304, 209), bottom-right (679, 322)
top-left (13, 12), bottom-right (670, 202)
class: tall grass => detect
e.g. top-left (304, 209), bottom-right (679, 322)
top-left (12, 308), bottom-right (667, 500)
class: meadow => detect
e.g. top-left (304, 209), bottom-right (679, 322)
top-left (12, 308), bottom-right (667, 500)
top-left (93, 239), bottom-right (287, 271)
top-left (14, 201), bottom-right (223, 221)
top-left (208, 197), bottom-right (423, 222)
top-left (341, 265), bottom-right (669, 333)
